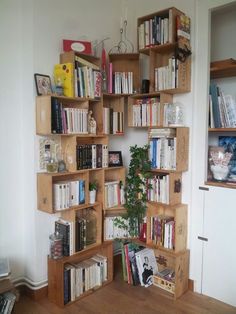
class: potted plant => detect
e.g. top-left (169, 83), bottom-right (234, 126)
top-left (115, 144), bottom-right (152, 239)
top-left (89, 182), bottom-right (97, 204)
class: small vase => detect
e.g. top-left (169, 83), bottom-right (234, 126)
top-left (89, 190), bottom-right (96, 204)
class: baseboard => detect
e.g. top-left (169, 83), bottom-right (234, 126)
top-left (18, 284), bottom-right (48, 301)
top-left (188, 279), bottom-right (194, 292)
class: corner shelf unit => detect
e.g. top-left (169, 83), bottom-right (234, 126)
top-left (134, 6), bottom-right (191, 299)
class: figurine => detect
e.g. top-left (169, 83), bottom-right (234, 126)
top-left (88, 110), bottom-right (97, 134)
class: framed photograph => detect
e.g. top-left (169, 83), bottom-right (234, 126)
top-left (34, 73), bottom-right (52, 96)
top-left (108, 151), bottom-right (123, 167)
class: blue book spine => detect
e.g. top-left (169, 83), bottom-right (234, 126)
top-left (210, 83), bottom-right (221, 128)
top-left (153, 139), bottom-right (157, 168)
top-left (79, 180), bottom-right (85, 204)
top-left (64, 267), bottom-right (70, 305)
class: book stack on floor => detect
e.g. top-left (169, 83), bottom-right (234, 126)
top-left (0, 258), bottom-right (18, 314)
top-left (63, 254), bottom-right (107, 305)
top-left (120, 243), bottom-right (159, 288)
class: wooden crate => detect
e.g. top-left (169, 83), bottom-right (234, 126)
top-left (153, 248), bottom-right (189, 299)
top-left (146, 202), bottom-right (187, 253)
top-left (48, 242), bottom-right (113, 307)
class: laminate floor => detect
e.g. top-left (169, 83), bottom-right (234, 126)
top-left (13, 274), bottom-right (236, 314)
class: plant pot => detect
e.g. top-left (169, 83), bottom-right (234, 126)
top-left (89, 190), bottom-right (96, 204)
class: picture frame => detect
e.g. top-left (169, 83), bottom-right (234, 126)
top-left (34, 73), bottom-right (52, 96)
top-left (108, 151), bottom-right (123, 167)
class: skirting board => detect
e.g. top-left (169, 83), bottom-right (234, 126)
top-left (18, 284), bottom-right (48, 301)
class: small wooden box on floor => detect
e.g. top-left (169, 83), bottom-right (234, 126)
top-left (48, 242), bottom-right (113, 308)
top-left (153, 248), bottom-right (189, 299)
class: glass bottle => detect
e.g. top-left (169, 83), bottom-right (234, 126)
top-left (84, 208), bottom-right (97, 246)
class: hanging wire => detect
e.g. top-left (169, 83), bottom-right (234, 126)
top-left (109, 26), bottom-right (127, 54)
top-left (123, 20), bottom-right (134, 53)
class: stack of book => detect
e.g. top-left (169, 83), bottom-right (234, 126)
top-left (103, 108), bottom-right (124, 134)
top-left (147, 174), bottom-right (170, 204)
top-left (120, 244), bottom-right (158, 288)
top-left (63, 254), bottom-right (107, 304)
top-left (150, 215), bottom-right (175, 249)
top-left (149, 128), bottom-right (176, 170)
top-left (209, 82), bottom-right (236, 128)
top-left (51, 98), bottom-right (88, 134)
top-left (53, 180), bottom-right (85, 211)
top-left (104, 180), bottom-right (125, 208)
top-left (154, 57), bottom-right (178, 91)
top-left (76, 144), bottom-right (108, 170)
top-left (138, 14), bottom-right (171, 50)
top-left (131, 98), bottom-right (160, 127)
top-left (108, 65), bottom-right (133, 94)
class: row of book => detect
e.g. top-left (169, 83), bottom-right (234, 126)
top-left (53, 180), bottom-right (85, 211)
top-left (103, 108), bottom-right (124, 134)
top-left (76, 144), bottom-right (108, 170)
top-left (0, 292), bottom-right (16, 314)
top-left (121, 243), bottom-right (158, 287)
top-left (209, 83), bottom-right (236, 128)
top-left (64, 254), bottom-right (107, 304)
top-left (154, 57), bottom-right (179, 91)
top-left (150, 215), bottom-right (175, 250)
top-left (138, 15), bottom-right (171, 50)
top-left (104, 216), bottom-right (129, 240)
top-left (131, 98), bottom-right (160, 127)
top-left (108, 68), bottom-right (134, 94)
top-left (147, 175), bottom-right (170, 204)
top-left (104, 180), bottom-right (125, 208)
top-left (149, 137), bottom-right (176, 170)
top-left (51, 98), bottom-right (88, 134)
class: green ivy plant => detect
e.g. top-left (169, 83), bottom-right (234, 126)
top-left (115, 144), bottom-right (152, 238)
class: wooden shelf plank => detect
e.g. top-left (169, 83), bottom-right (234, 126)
top-left (205, 180), bottom-right (236, 189)
top-left (210, 58), bottom-right (236, 79)
top-left (208, 128), bottom-right (236, 132)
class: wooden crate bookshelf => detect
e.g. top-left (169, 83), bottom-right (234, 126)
top-left (102, 93), bottom-right (125, 135)
top-left (127, 92), bottom-right (173, 127)
top-left (147, 171), bottom-right (182, 206)
top-left (152, 248), bottom-right (189, 299)
top-left (146, 202), bottom-right (187, 253)
top-left (36, 95), bottom-right (89, 136)
top-left (37, 171), bottom-right (89, 213)
top-left (137, 7), bottom-right (184, 53)
top-left (60, 201), bottom-right (103, 251)
top-left (60, 51), bottom-right (101, 98)
top-left (148, 127), bottom-right (189, 172)
top-left (149, 49), bottom-right (191, 94)
top-left (108, 53), bottom-right (140, 94)
top-left (103, 167), bottom-right (126, 211)
top-left (48, 242), bottom-right (113, 308)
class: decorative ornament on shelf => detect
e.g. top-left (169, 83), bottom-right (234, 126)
top-left (88, 110), bottom-right (97, 134)
top-left (109, 12), bottom-right (134, 54)
top-left (164, 102), bottom-right (185, 127)
top-left (209, 148), bottom-right (232, 181)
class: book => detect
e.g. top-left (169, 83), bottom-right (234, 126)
top-left (219, 136), bottom-right (236, 181)
top-left (54, 63), bottom-right (74, 97)
top-left (176, 14), bottom-right (191, 53)
top-left (135, 248), bottom-right (158, 287)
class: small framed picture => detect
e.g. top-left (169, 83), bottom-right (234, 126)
top-left (34, 73), bottom-right (52, 96)
top-left (108, 151), bottom-right (123, 167)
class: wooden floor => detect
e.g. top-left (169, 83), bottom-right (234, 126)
top-left (13, 273), bottom-right (236, 314)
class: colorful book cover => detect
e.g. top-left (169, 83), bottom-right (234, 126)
top-left (219, 136), bottom-right (236, 181)
top-left (54, 63), bottom-right (74, 97)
